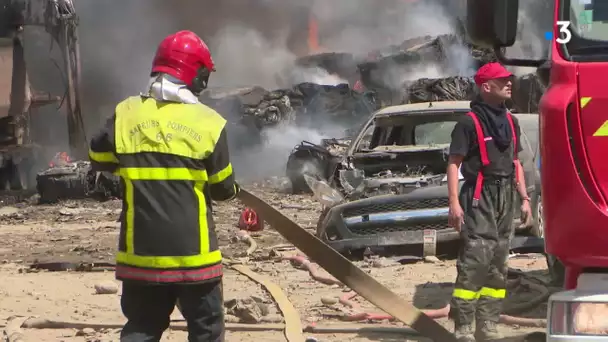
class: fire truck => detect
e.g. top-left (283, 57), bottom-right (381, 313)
top-left (467, 0), bottom-right (608, 338)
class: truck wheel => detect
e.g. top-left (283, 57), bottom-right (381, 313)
top-left (529, 194), bottom-right (544, 238)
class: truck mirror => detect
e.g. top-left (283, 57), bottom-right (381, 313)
top-left (467, 0), bottom-right (519, 48)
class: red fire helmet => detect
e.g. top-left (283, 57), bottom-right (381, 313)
top-left (151, 30), bottom-right (215, 88)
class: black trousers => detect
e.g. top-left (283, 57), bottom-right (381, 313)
top-left (449, 179), bottom-right (515, 326)
top-left (120, 279), bottom-right (224, 342)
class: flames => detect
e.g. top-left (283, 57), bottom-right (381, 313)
top-left (49, 152), bottom-right (72, 167)
top-left (307, 13), bottom-right (320, 54)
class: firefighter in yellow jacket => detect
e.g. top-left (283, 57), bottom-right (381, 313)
top-left (88, 30), bottom-right (238, 342)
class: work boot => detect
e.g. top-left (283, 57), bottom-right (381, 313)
top-left (454, 324), bottom-right (475, 342)
top-left (475, 320), bottom-right (503, 341)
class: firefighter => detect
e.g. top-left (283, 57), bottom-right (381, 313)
top-left (88, 30), bottom-right (238, 342)
top-left (446, 62), bottom-right (532, 341)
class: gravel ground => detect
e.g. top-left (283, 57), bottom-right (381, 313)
top-left (0, 183), bottom-right (549, 341)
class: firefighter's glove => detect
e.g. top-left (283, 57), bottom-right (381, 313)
top-left (448, 202), bottom-right (465, 232)
top-left (520, 198), bottom-right (533, 227)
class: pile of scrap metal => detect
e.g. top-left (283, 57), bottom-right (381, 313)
top-left (283, 33), bottom-right (544, 195)
top-left (200, 82), bottom-right (378, 150)
top-left (404, 76), bottom-right (477, 104)
top-left (357, 34), bottom-right (494, 106)
top-left (285, 33), bottom-right (542, 112)
top-left (36, 155), bottom-right (120, 203)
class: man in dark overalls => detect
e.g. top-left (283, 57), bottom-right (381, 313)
top-left (446, 62), bottom-right (533, 341)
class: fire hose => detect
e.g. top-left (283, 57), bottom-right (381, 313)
top-left (283, 255), bottom-right (548, 327)
top-left (238, 188), bottom-right (458, 342)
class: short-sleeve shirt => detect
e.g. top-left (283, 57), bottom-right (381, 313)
top-left (449, 114), bottom-right (523, 181)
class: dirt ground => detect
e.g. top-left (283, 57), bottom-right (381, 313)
top-left (0, 180), bottom-right (550, 341)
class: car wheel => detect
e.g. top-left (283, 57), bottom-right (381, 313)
top-left (530, 194), bottom-right (543, 238)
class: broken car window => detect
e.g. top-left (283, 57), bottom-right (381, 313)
top-left (355, 123), bottom-right (376, 151)
top-left (414, 121), bottom-right (457, 146)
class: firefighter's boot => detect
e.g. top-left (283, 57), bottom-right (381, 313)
top-left (453, 324), bottom-right (475, 342)
top-left (475, 321), bottom-right (502, 341)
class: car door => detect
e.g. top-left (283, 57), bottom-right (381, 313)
top-left (518, 132), bottom-right (536, 196)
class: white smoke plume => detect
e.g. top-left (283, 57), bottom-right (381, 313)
top-left (22, 0), bottom-right (483, 180)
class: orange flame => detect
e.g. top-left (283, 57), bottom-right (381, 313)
top-left (307, 13), bottom-right (320, 53)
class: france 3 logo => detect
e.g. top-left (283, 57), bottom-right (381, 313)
top-left (548, 21), bottom-right (572, 45)
top-left (547, 12), bottom-right (592, 45)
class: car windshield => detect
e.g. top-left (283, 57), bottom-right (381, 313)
top-left (560, 0), bottom-right (608, 61)
top-left (354, 117), bottom-right (459, 152)
top-left (414, 121), bottom-right (457, 146)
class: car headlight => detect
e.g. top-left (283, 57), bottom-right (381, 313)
top-left (550, 301), bottom-right (608, 335)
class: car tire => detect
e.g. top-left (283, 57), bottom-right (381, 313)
top-left (529, 194), bottom-right (543, 238)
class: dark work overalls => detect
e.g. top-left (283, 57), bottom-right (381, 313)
top-left (449, 111), bottom-right (518, 329)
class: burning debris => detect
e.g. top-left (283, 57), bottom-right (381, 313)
top-left (201, 82), bottom-right (378, 150)
top-left (36, 156), bottom-right (121, 204)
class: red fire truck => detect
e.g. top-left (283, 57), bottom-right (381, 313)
top-left (467, 0), bottom-right (608, 338)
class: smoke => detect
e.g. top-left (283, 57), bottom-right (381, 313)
top-left (210, 0), bottom-right (474, 180)
top-left (210, 26), bottom-right (293, 89)
top-left (20, 0), bottom-right (479, 180)
top-left (310, 0), bottom-right (455, 54)
top-left (289, 67), bottom-right (348, 86)
top-left (233, 123), bottom-right (347, 181)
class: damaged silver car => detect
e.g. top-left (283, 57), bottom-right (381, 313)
top-left (312, 101), bottom-right (541, 258)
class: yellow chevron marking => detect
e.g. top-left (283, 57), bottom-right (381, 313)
top-left (593, 120), bottom-right (608, 136)
top-left (581, 97), bottom-right (592, 108)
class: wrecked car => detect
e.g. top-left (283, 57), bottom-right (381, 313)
top-left (312, 101), bottom-right (541, 257)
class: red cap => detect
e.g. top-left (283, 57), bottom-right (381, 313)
top-left (474, 62), bottom-right (513, 86)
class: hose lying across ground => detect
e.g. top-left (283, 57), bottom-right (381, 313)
top-left (283, 255), bottom-right (550, 328)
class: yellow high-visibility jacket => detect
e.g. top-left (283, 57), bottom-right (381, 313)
top-left (88, 96), bottom-right (238, 283)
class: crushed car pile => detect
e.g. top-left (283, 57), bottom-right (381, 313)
top-left (200, 82), bottom-right (378, 151)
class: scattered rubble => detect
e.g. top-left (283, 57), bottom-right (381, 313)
top-left (0, 184), bottom-right (551, 341)
top-left (225, 297), bottom-right (274, 324)
top-left (93, 281), bottom-right (118, 295)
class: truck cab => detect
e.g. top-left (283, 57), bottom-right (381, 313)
top-left (467, 0), bottom-right (608, 339)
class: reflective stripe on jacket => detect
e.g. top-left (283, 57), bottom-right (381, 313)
top-left (88, 96), bottom-right (238, 283)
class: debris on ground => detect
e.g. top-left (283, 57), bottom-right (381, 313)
top-left (0, 183), bottom-right (551, 341)
top-left (93, 281), bottom-right (119, 295)
top-left (225, 296), bottom-right (277, 324)
top-left (36, 161), bottom-right (121, 203)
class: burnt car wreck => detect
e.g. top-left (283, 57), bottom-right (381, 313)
top-left (297, 101), bottom-right (543, 257)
